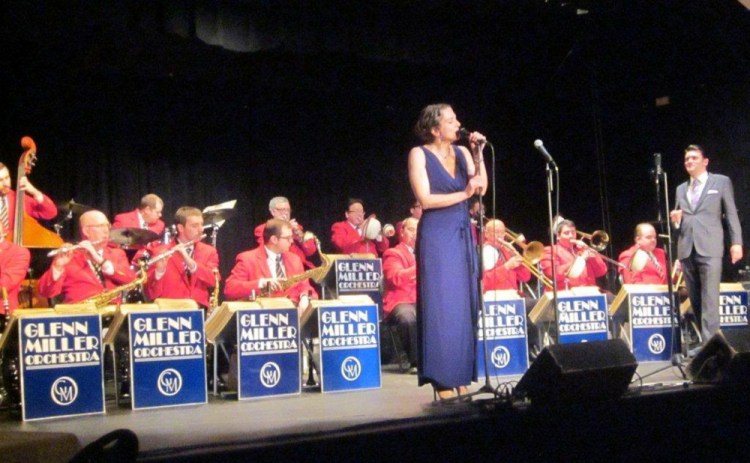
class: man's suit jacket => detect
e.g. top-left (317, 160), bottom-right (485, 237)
top-left (254, 222), bottom-right (316, 269)
top-left (145, 241), bottom-right (220, 308)
top-left (38, 247), bottom-right (136, 303)
top-left (224, 247), bottom-right (318, 303)
top-left (618, 245), bottom-right (667, 284)
top-left (0, 241), bottom-right (31, 313)
top-left (330, 220), bottom-right (389, 255)
top-left (674, 173), bottom-right (742, 259)
top-left (382, 243), bottom-right (417, 315)
top-left (4, 189), bottom-right (58, 230)
top-left (113, 209), bottom-right (166, 235)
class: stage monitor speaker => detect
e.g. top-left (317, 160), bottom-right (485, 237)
top-left (687, 328), bottom-right (750, 385)
top-left (514, 339), bottom-right (638, 404)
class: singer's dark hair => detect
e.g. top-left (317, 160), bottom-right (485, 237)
top-left (414, 103), bottom-right (451, 143)
top-left (684, 144), bottom-right (706, 157)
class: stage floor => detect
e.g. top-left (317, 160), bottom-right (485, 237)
top-left (0, 361), bottom-right (694, 461)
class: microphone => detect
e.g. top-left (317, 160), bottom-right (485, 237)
top-left (533, 139), bottom-right (554, 163)
top-left (457, 128), bottom-right (487, 144)
top-left (653, 152), bottom-right (662, 176)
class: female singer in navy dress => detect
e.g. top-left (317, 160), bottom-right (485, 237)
top-left (408, 104), bottom-right (488, 400)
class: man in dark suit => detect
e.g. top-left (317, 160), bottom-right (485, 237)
top-left (670, 144), bottom-right (743, 349)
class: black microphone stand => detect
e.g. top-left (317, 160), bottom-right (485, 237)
top-left (636, 157), bottom-right (686, 381)
top-left (545, 159), bottom-right (561, 345)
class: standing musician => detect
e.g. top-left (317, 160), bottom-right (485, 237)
top-left (670, 144), bottom-right (743, 349)
top-left (618, 223), bottom-right (668, 284)
top-left (482, 219), bottom-right (532, 295)
top-left (113, 193), bottom-right (166, 236)
top-left (0, 227), bottom-right (31, 323)
top-left (330, 198), bottom-right (390, 256)
top-left (540, 219), bottom-right (608, 291)
top-left (0, 162), bottom-right (57, 232)
top-left (254, 196), bottom-right (317, 269)
top-left (38, 210), bottom-right (136, 303)
top-left (144, 207), bottom-right (220, 309)
top-left (225, 218), bottom-right (318, 309)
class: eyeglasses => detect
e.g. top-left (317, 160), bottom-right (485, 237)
top-left (278, 235), bottom-right (294, 241)
top-left (85, 223), bottom-right (110, 229)
top-left (347, 209), bottom-right (364, 215)
top-left (273, 207), bottom-right (291, 213)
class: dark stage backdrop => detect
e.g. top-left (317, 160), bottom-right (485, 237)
top-left (2, 1), bottom-right (749, 282)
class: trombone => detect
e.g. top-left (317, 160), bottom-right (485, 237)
top-left (494, 234), bottom-right (553, 289)
top-left (576, 229), bottom-right (610, 252)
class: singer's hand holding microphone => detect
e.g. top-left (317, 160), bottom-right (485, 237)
top-left (458, 128), bottom-right (488, 150)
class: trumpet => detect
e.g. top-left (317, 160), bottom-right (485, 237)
top-left (576, 229), bottom-right (609, 252)
top-left (47, 239), bottom-right (108, 257)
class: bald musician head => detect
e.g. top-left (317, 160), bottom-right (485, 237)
top-left (139, 193), bottom-right (164, 227)
top-left (80, 210), bottom-right (111, 250)
top-left (484, 219), bottom-right (507, 249)
top-left (399, 217), bottom-right (418, 248)
top-left (634, 223), bottom-right (658, 253)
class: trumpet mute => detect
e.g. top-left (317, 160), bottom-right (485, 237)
top-left (383, 224), bottom-right (396, 237)
top-left (302, 231), bottom-right (316, 242)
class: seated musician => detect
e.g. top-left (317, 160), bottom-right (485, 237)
top-left (145, 207), bottom-right (220, 309)
top-left (38, 210), bottom-right (136, 303)
top-left (254, 196), bottom-right (316, 269)
top-left (0, 226), bottom-right (31, 324)
top-left (618, 223), bottom-right (668, 284)
top-left (540, 219), bottom-right (607, 291)
top-left (330, 198), bottom-right (390, 256)
top-left (112, 193), bottom-right (166, 235)
top-left (225, 218), bottom-right (318, 310)
top-left (382, 217), bottom-right (419, 373)
top-left (0, 162), bottom-right (57, 230)
top-left (393, 199), bottom-right (422, 242)
top-left (482, 219), bottom-right (532, 295)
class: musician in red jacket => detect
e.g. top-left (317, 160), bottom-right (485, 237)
top-left (145, 207), bottom-right (220, 309)
top-left (540, 219), bottom-right (607, 290)
top-left (382, 217), bottom-right (418, 372)
top-left (330, 198), bottom-right (389, 256)
top-left (112, 193), bottom-right (166, 236)
top-left (38, 210), bottom-right (136, 304)
top-left (0, 162), bottom-right (57, 232)
top-left (482, 219), bottom-right (532, 294)
top-left (225, 218), bottom-right (318, 307)
top-left (0, 230), bottom-right (31, 318)
top-left (618, 223), bottom-right (668, 285)
top-left (254, 196), bottom-right (317, 269)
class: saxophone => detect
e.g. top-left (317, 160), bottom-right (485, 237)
top-left (84, 262), bottom-right (148, 309)
top-left (209, 268), bottom-right (220, 309)
top-left (278, 236), bottom-right (338, 291)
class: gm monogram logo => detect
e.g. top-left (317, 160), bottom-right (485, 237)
top-left (260, 362), bottom-right (281, 388)
top-left (157, 368), bottom-right (183, 396)
top-left (50, 376), bottom-right (78, 406)
top-left (341, 356), bottom-right (362, 381)
top-left (648, 333), bottom-right (666, 354)
top-left (491, 346), bottom-right (511, 368)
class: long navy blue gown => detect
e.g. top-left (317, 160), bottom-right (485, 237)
top-left (416, 145), bottom-right (478, 388)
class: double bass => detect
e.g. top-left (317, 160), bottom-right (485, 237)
top-left (7, 136), bottom-right (63, 248)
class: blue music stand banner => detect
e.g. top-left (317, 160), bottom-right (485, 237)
top-left (628, 291), bottom-right (679, 362)
top-left (129, 310), bottom-right (207, 410)
top-left (236, 307), bottom-right (301, 399)
top-left (720, 290), bottom-right (749, 329)
top-left (557, 293), bottom-right (609, 344)
top-left (476, 297), bottom-right (529, 377)
top-left (334, 258), bottom-right (383, 309)
top-left (318, 303), bottom-right (381, 393)
top-left (19, 313), bottom-right (104, 421)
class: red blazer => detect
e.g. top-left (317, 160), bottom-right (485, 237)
top-left (224, 247), bottom-right (318, 304)
top-left (618, 245), bottom-right (668, 285)
top-left (5, 189), bottom-right (58, 229)
top-left (113, 209), bottom-right (166, 235)
top-left (254, 222), bottom-right (316, 269)
top-left (540, 244), bottom-right (607, 290)
top-left (0, 241), bottom-right (31, 313)
top-left (38, 246), bottom-right (136, 303)
top-left (330, 220), bottom-right (389, 255)
top-left (145, 241), bottom-right (220, 308)
top-left (482, 245), bottom-right (532, 293)
top-left (382, 243), bottom-right (417, 315)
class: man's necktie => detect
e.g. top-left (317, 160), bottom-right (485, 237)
top-left (184, 246), bottom-right (194, 275)
top-left (0, 197), bottom-right (9, 235)
top-left (649, 252), bottom-right (664, 279)
top-left (690, 179), bottom-right (701, 209)
top-left (275, 255), bottom-right (286, 279)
